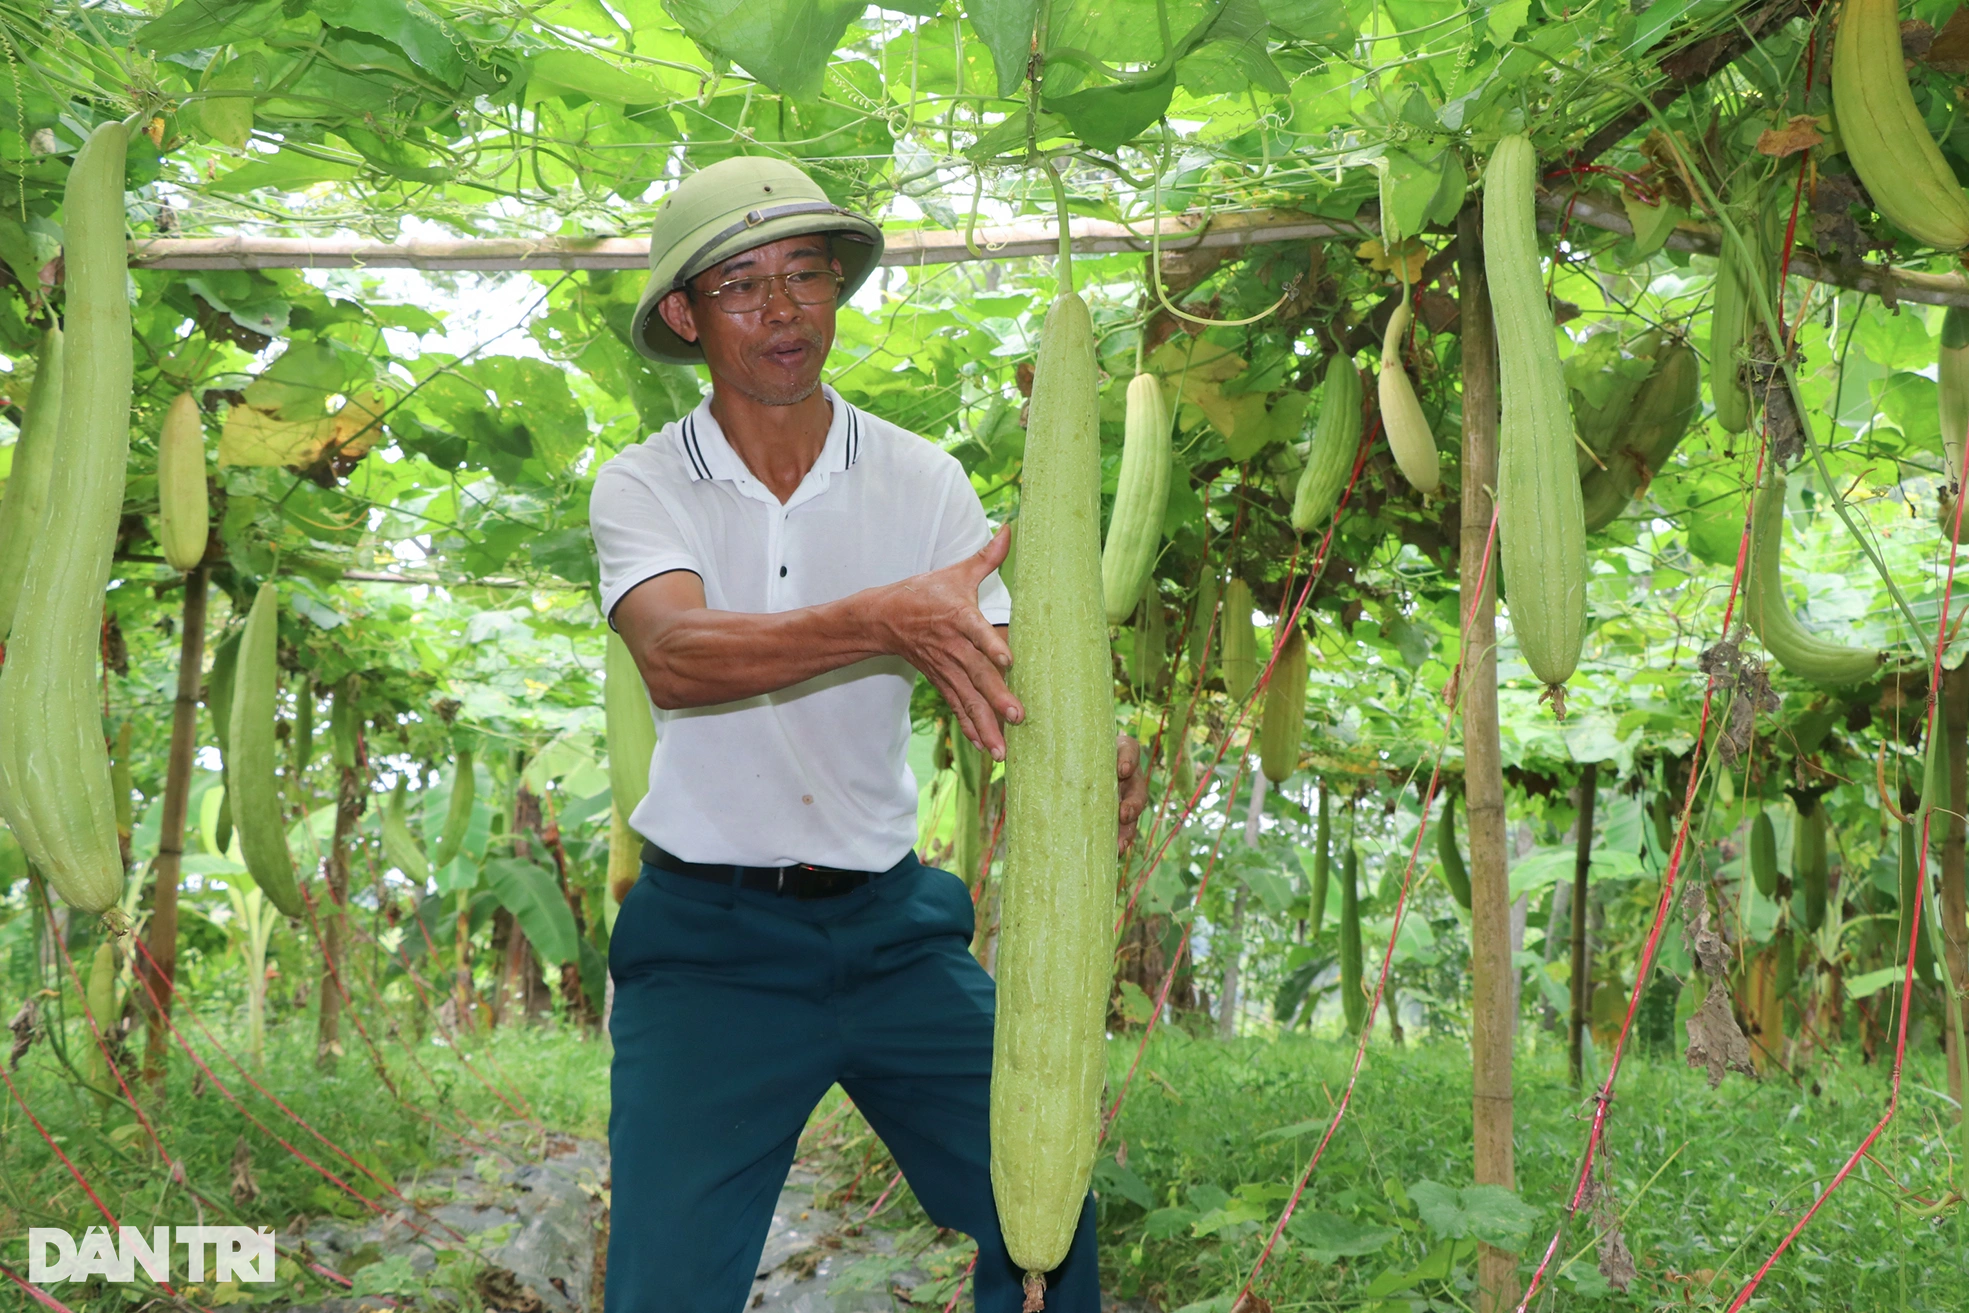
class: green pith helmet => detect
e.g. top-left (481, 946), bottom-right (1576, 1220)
top-left (631, 156), bottom-right (885, 364)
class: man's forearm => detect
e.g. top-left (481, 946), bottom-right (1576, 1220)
top-left (633, 593), bottom-right (888, 709)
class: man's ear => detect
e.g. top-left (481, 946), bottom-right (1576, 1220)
top-left (656, 287), bottom-right (699, 345)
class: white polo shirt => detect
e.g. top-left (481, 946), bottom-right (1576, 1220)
top-left (589, 385), bottom-right (1011, 870)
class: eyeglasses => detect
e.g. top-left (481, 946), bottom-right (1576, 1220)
top-left (692, 268), bottom-right (844, 314)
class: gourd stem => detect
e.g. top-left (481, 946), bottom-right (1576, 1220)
top-left (1047, 159), bottom-right (1074, 296)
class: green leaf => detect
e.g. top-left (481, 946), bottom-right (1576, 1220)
top-left (336, 126), bottom-right (448, 183)
top-left (0, 214), bottom-right (43, 301)
top-left (1409, 1180), bottom-right (1540, 1254)
top-left (314, 0), bottom-right (465, 86)
top-left (1045, 70), bottom-right (1176, 154)
top-left (968, 109), bottom-right (1069, 159)
top-left (1286, 1209), bottom-right (1398, 1262)
top-left (965, 0), bottom-right (1039, 97)
top-left (1486, 0), bottom-right (1530, 45)
top-left (530, 527), bottom-right (600, 587)
top-left (192, 54), bottom-right (262, 151)
top-left (1240, 864), bottom-right (1297, 915)
top-left (483, 857), bottom-right (581, 966)
top-left (527, 49), bottom-right (670, 105)
top-left (1260, 0), bottom-right (1353, 48)
top-left (242, 340), bottom-right (347, 421)
top-left (1092, 1158), bottom-right (1156, 1209)
top-left (1844, 965), bottom-right (1905, 999)
top-left (662, 0), bottom-right (865, 101)
top-left (210, 153), bottom-right (360, 194)
top-left (134, 0), bottom-right (284, 57)
top-left (349, 1254), bottom-right (421, 1297)
top-left (1379, 149), bottom-right (1441, 247)
top-left (1620, 194), bottom-right (1684, 260)
top-left (433, 855), bottom-right (479, 895)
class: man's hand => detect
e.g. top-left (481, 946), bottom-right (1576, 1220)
top-left (1117, 734), bottom-right (1151, 854)
top-left (870, 524), bottom-right (1022, 760)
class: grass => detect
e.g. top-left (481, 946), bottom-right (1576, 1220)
top-left (0, 987), bottom-right (609, 1310)
top-left (4, 977), bottom-right (1964, 1313)
top-left (1083, 1027), bottom-right (1964, 1312)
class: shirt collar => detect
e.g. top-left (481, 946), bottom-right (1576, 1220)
top-left (676, 385), bottom-right (862, 492)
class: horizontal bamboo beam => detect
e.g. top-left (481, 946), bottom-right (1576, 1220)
top-left (125, 207), bottom-right (1362, 272)
top-left (125, 194), bottom-right (1969, 307)
top-left (1540, 188), bottom-right (1969, 309)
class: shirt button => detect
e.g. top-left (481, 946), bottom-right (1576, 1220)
top-left (779, 565), bottom-right (788, 577)
top-left (802, 794), bottom-right (814, 805)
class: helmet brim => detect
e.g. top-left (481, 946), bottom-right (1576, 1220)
top-left (629, 216), bottom-right (885, 365)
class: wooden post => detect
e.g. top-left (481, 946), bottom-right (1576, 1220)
top-left (1458, 204), bottom-right (1518, 1313)
top-left (142, 566), bottom-right (207, 1087)
top-left (1943, 666), bottom-right (1969, 1121)
top-left (1569, 762), bottom-right (1598, 1087)
top-left (1218, 769), bottom-right (1266, 1039)
top-left (316, 762), bottom-right (361, 1070)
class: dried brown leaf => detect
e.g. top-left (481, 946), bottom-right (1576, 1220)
top-left (7, 998), bottom-right (37, 1071)
top-left (1741, 326), bottom-right (1804, 465)
top-left (1685, 987), bottom-right (1757, 1088)
top-left (1682, 880), bottom-right (1731, 980)
top-left (1717, 661), bottom-right (1782, 766)
top-left (230, 1135), bottom-right (259, 1205)
top-left (1926, 5), bottom-right (1969, 71)
top-left (1591, 1171), bottom-right (1638, 1293)
top-left (1755, 116), bottom-right (1824, 159)
top-left (1901, 19), bottom-right (1937, 61)
top-left (475, 1267), bottom-right (545, 1313)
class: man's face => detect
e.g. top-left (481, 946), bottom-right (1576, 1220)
top-left (656, 235), bottom-right (841, 407)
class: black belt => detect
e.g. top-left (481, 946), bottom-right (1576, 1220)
top-left (640, 840), bottom-right (880, 899)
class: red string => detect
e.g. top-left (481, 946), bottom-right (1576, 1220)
top-left (405, 907), bottom-right (550, 1129)
top-left (860, 1167), bottom-right (906, 1222)
top-left (337, 910), bottom-right (538, 1153)
top-left (1721, 346), bottom-right (1969, 1313)
top-left (297, 882), bottom-right (403, 1099)
top-left (942, 1252), bottom-right (979, 1312)
top-left (1230, 505), bottom-right (1501, 1308)
top-left (1516, 151), bottom-right (1829, 1308)
top-left (0, 1062), bottom-right (122, 1230)
top-left (13, 934), bottom-right (357, 1299)
top-left (295, 881), bottom-right (523, 1157)
top-left (118, 937), bottom-right (457, 1243)
top-left (125, 935), bottom-right (473, 1245)
top-left (0, 1263), bottom-right (79, 1313)
top-left (1099, 416), bottom-right (1380, 1141)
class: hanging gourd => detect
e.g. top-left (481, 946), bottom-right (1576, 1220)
top-left (0, 123), bottom-right (131, 918)
top-left (991, 182), bottom-right (1118, 1308)
top-left (1484, 134), bottom-right (1588, 711)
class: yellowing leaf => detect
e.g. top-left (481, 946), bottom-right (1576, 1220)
top-left (219, 391), bottom-right (388, 469)
top-left (1355, 235), bottom-right (1427, 283)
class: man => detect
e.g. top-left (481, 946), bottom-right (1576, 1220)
top-left (590, 156), bottom-right (1149, 1312)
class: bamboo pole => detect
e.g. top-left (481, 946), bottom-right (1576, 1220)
top-left (1458, 204), bottom-right (1518, 1313)
top-left (118, 197), bottom-right (1969, 306)
top-left (1569, 762), bottom-right (1598, 1089)
top-left (125, 207), bottom-right (1361, 272)
top-left (142, 565), bottom-right (207, 1087)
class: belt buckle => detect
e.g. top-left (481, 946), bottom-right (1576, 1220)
top-left (790, 863), bottom-right (847, 900)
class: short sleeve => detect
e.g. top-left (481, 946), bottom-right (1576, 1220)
top-left (591, 457), bottom-right (700, 628)
top-left (928, 459), bottom-right (1012, 625)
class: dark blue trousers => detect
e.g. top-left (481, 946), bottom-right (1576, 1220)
top-left (605, 851), bottom-right (1101, 1312)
